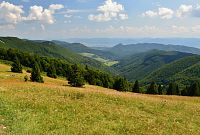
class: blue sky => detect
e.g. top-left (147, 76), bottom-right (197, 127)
top-left (0, 0), bottom-right (200, 40)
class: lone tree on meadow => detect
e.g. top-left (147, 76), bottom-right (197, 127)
top-left (31, 62), bottom-right (44, 83)
top-left (11, 57), bottom-right (22, 73)
top-left (132, 80), bottom-right (140, 93)
top-left (68, 64), bottom-right (85, 87)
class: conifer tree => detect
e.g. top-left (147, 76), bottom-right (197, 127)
top-left (113, 77), bottom-right (129, 91)
top-left (158, 84), bottom-right (163, 95)
top-left (146, 81), bottom-right (158, 94)
top-left (181, 86), bottom-right (189, 96)
top-left (188, 82), bottom-right (200, 96)
top-left (11, 57), bottom-right (22, 73)
top-left (132, 80), bottom-right (140, 93)
top-left (176, 85), bottom-right (181, 95)
top-left (47, 63), bottom-right (57, 78)
top-left (31, 62), bottom-right (44, 83)
top-left (167, 82), bottom-right (179, 95)
top-left (68, 64), bottom-right (85, 87)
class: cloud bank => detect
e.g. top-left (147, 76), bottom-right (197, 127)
top-left (0, 1), bottom-right (64, 26)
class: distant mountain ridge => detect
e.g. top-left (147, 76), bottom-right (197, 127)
top-left (52, 40), bottom-right (118, 59)
top-left (108, 43), bottom-right (200, 58)
top-left (65, 38), bottom-right (200, 48)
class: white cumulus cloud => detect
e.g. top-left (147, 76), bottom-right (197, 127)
top-left (142, 7), bottom-right (174, 19)
top-left (0, 1), bottom-right (64, 26)
top-left (158, 8), bottom-right (174, 19)
top-left (142, 10), bottom-right (157, 18)
top-left (0, 1), bottom-right (24, 24)
top-left (88, 0), bottom-right (128, 22)
top-left (26, 4), bottom-right (64, 24)
top-left (177, 4), bottom-right (193, 17)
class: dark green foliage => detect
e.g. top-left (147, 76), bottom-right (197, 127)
top-left (181, 86), bottom-right (189, 96)
top-left (132, 80), bottom-right (140, 93)
top-left (114, 50), bottom-right (192, 81)
top-left (68, 64), bottom-right (85, 87)
top-left (158, 84), bottom-right (163, 95)
top-left (31, 62), bottom-right (44, 83)
top-left (167, 83), bottom-right (180, 95)
top-left (47, 63), bottom-right (57, 78)
top-left (84, 66), bottom-right (114, 88)
top-left (187, 82), bottom-right (200, 96)
top-left (146, 81), bottom-right (158, 94)
top-left (144, 55), bottom-right (200, 85)
top-left (11, 57), bottom-right (22, 73)
top-left (113, 77), bottom-right (129, 92)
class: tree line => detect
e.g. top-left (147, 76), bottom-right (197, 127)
top-left (133, 81), bottom-right (200, 96)
top-left (0, 48), bottom-right (128, 89)
top-left (1, 48), bottom-right (199, 96)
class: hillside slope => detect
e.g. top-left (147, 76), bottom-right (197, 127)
top-left (108, 43), bottom-right (200, 58)
top-left (52, 40), bottom-right (118, 60)
top-left (144, 55), bottom-right (200, 85)
top-left (0, 37), bottom-right (114, 72)
top-left (0, 64), bottom-right (199, 135)
top-left (113, 50), bottom-right (193, 81)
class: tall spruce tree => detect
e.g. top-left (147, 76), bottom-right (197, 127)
top-left (132, 80), bottom-right (140, 93)
top-left (31, 62), bottom-right (44, 83)
top-left (68, 64), bottom-right (85, 87)
top-left (113, 77), bottom-right (129, 92)
top-left (146, 81), bottom-right (158, 94)
top-left (181, 86), bottom-right (189, 96)
top-left (158, 84), bottom-right (163, 95)
top-left (11, 57), bottom-right (22, 73)
top-left (188, 82), bottom-right (200, 96)
top-left (167, 82), bottom-right (179, 95)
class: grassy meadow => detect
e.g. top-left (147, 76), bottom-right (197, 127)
top-left (0, 64), bottom-right (200, 135)
top-left (80, 53), bottom-right (118, 66)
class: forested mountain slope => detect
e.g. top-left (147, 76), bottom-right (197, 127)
top-left (113, 50), bottom-right (193, 81)
top-left (0, 37), bottom-right (115, 72)
top-left (144, 55), bottom-right (200, 85)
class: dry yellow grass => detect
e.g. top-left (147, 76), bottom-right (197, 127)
top-left (0, 63), bottom-right (200, 135)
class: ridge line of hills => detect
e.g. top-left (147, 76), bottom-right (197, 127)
top-left (1, 36), bottom-right (200, 86)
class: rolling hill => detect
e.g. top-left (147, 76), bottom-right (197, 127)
top-left (0, 63), bottom-right (199, 135)
top-left (0, 37), bottom-right (115, 72)
top-left (52, 40), bottom-right (118, 60)
top-left (113, 50), bottom-right (193, 81)
top-left (108, 43), bottom-right (200, 58)
top-left (144, 55), bottom-right (200, 85)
